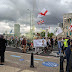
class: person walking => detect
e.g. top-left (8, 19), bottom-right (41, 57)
top-left (22, 37), bottom-right (26, 53)
top-left (58, 37), bottom-right (62, 56)
top-left (27, 38), bottom-right (31, 51)
top-left (55, 37), bottom-right (58, 45)
top-left (0, 35), bottom-right (7, 65)
top-left (50, 37), bottom-right (54, 51)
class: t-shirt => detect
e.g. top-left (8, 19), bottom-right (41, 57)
top-left (27, 39), bottom-right (30, 43)
top-left (51, 38), bottom-right (53, 44)
top-left (48, 39), bottom-right (51, 45)
top-left (22, 39), bottom-right (26, 45)
top-left (20, 38), bottom-right (23, 41)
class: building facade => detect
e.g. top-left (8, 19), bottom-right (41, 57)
top-left (14, 24), bottom-right (20, 37)
top-left (63, 13), bottom-right (72, 38)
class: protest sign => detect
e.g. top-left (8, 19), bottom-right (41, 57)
top-left (33, 39), bottom-right (47, 47)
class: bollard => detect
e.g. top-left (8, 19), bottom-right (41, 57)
top-left (60, 56), bottom-right (64, 72)
top-left (30, 53), bottom-right (34, 68)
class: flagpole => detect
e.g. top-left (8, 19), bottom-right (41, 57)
top-left (27, 9), bottom-right (31, 38)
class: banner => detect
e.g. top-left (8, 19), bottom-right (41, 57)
top-left (33, 39), bottom-right (47, 47)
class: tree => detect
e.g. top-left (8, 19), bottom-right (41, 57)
top-left (41, 31), bottom-right (45, 37)
top-left (47, 32), bottom-right (54, 37)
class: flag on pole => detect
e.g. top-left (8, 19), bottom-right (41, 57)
top-left (37, 8), bottom-right (48, 17)
top-left (37, 21), bottom-right (40, 25)
top-left (10, 30), bottom-right (12, 33)
top-left (40, 20), bottom-right (44, 24)
top-left (37, 20), bottom-right (44, 25)
top-left (55, 27), bottom-right (63, 36)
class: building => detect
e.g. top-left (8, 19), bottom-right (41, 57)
top-left (14, 24), bottom-right (20, 37)
top-left (63, 13), bottom-right (72, 38)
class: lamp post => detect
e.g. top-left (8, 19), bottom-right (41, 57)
top-left (27, 9), bottom-right (31, 38)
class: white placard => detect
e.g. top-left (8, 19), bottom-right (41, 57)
top-left (33, 39), bottom-right (47, 47)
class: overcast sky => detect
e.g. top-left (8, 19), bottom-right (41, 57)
top-left (0, 0), bottom-right (72, 34)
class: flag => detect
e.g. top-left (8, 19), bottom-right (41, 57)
top-left (10, 30), bottom-right (12, 33)
top-left (37, 20), bottom-right (44, 25)
top-left (55, 27), bottom-right (63, 36)
top-left (37, 8), bottom-right (48, 17)
top-left (69, 23), bottom-right (72, 31)
top-left (40, 20), bottom-right (44, 24)
top-left (37, 21), bottom-right (40, 25)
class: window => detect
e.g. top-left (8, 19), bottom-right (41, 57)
top-left (70, 31), bottom-right (71, 35)
top-left (66, 32), bottom-right (68, 36)
top-left (70, 18), bottom-right (71, 23)
top-left (66, 26), bottom-right (68, 29)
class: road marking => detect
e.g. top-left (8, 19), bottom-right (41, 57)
top-left (6, 51), bottom-right (59, 60)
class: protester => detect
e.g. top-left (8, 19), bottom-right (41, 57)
top-left (55, 37), bottom-right (58, 45)
top-left (48, 38), bottom-right (51, 47)
top-left (69, 40), bottom-right (72, 72)
top-left (0, 35), bottom-right (7, 65)
top-left (22, 37), bottom-right (26, 53)
top-left (50, 37), bottom-right (54, 51)
top-left (27, 38), bottom-right (31, 50)
top-left (67, 36), bottom-right (71, 46)
top-left (65, 40), bottom-right (72, 72)
top-left (20, 36), bottom-right (23, 47)
top-left (57, 37), bottom-right (62, 55)
top-left (63, 36), bottom-right (69, 56)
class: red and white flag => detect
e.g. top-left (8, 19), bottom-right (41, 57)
top-left (40, 20), bottom-right (44, 24)
top-left (37, 21), bottom-right (40, 25)
top-left (37, 8), bottom-right (48, 17)
top-left (69, 23), bottom-right (72, 31)
top-left (37, 20), bottom-right (44, 25)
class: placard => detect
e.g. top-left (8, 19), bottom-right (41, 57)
top-left (33, 39), bottom-right (47, 47)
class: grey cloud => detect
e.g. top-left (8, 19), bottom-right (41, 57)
top-left (0, 0), bottom-right (72, 28)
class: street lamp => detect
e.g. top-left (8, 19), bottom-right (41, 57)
top-left (27, 9), bottom-right (31, 33)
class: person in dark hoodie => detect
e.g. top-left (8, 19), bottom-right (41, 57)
top-left (0, 35), bottom-right (7, 65)
top-left (65, 40), bottom-right (72, 72)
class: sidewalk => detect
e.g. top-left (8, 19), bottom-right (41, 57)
top-left (0, 51), bottom-right (66, 72)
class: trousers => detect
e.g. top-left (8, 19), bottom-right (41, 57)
top-left (0, 52), bottom-right (4, 63)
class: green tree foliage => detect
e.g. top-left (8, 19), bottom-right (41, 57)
top-left (48, 32), bottom-right (54, 37)
top-left (41, 31), bottom-right (45, 37)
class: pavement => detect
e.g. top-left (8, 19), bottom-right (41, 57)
top-left (0, 51), bottom-right (60, 72)
top-left (0, 46), bottom-right (66, 72)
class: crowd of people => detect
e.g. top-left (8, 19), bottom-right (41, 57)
top-left (57, 36), bottom-right (72, 72)
top-left (0, 35), bottom-right (72, 72)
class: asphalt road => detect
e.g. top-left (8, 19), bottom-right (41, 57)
top-left (6, 45), bottom-right (58, 57)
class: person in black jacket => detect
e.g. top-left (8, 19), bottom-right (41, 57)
top-left (67, 36), bottom-right (71, 46)
top-left (50, 37), bottom-right (53, 51)
top-left (0, 35), bottom-right (7, 65)
top-left (65, 40), bottom-right (72, 72)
